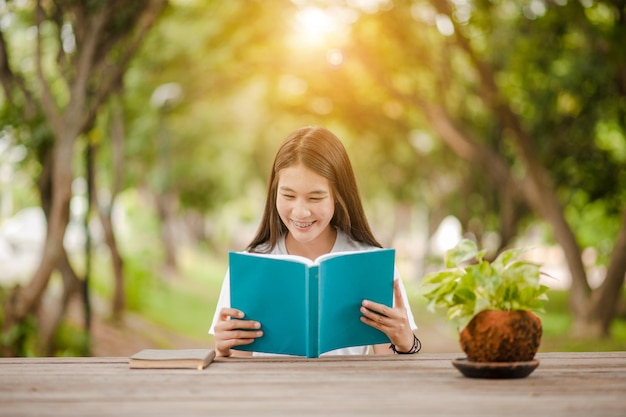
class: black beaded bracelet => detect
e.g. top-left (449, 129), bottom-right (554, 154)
top-left (390, 334), bottom-right (421, 354)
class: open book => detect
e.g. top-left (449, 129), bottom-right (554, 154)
top-left (229, 248), bottom-right (395, 358)
top-left (129, 349), bottom-right (216, 370)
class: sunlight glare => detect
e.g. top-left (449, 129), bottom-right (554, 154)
top-left (294, 7), bottom-right (339, 46)
top-left (435, 14), bottom-right (455, 36)
top-left (326, 48), bottom-right (345, 67)
top-left (432, 215), bottom-right (462, 256)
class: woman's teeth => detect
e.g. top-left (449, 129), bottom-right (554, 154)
top-left (293, 220), bottom-right (313, 228)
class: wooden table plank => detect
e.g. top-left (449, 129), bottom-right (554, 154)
top-left (1, 352), bottom-right (624, 417)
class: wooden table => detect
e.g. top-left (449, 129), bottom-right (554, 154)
top-left (1, 352), bottom-right (625, 416)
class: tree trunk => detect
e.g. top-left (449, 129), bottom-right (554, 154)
top-left (36, 143), bottom-right (83, 355)
top-left (96, 194), bottom-right (125, 321)
top-left (155, 191), bottom-right (179, 280)
top-left (39, 250), bottom-right (82, 356)
top-left (440, 14), bottom-right (620, 335)
top-left (497, 186), bottom-right (521, 254)
top-left (572, 208), bottom-right (626, 337)
top-left (419, 98), bottom-right (624, 335)
top-left (105, 90), bottom-right (126, 320)
top-left (2, 137), bottom-right (74, 356)
top-left (88, 99), bottom-right (127, 322)
top-left (495, 105), bottom-right (591, 317)
top-left (184, 210), bottom-right (208, 244)
top-left (0, 0), bottom-right (168, 356)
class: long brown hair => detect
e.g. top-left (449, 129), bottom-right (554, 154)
top-left (247, 126), bottom-right (381, 252)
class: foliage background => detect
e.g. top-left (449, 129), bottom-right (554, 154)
top-left (0, 0), bottom-right (625, 355)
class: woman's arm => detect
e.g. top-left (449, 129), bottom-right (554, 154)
top-left (360, 279), bottom-right (418, 354)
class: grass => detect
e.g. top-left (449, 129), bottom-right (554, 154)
top-left (537, 289), bottom-right (626, 352)
top-left (131, 248), bottom-right (226, 339)
top-left (90, 246), bottom-right (226, 343)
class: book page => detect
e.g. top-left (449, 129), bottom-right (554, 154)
top-left (229, 252), bottom-right (310, 356)
top-left (130, 349), bottom-right (214, 361)
top-left (313, 248), bottom-right (389, 264)
top-left (235, 251), bottom-right (315, 266)
top-left (128, 349), bottom-right (216, 370)
top-left (233, 249), bottom-right (389, 266)
top-left (318, 248), bottom-right (395, 354)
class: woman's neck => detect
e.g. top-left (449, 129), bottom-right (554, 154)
top-left (285, 227), bottom-right (337, 261)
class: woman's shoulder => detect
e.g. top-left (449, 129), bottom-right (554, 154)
top-left (250, 234), bottom-right (287, 255)
top-left (334, 229), bottom-right (379, 252)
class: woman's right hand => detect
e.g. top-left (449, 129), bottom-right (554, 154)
top-left (213, 307), bottom-right (263, 357)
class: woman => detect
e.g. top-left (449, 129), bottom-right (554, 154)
top-left (210, 126), bottom-right (420, 357)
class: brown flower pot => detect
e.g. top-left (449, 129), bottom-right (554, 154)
top-left (459, 310), bottom-right (542, 362)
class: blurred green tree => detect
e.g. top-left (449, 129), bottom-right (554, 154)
top-left (333, 0), bottom-right (626, 337)
top-left (0, 0), bottom-right (167, 355)
top-left (226, 0), bottom-right (626, 337)
top-left (3, 0), bottom-right (624, 355)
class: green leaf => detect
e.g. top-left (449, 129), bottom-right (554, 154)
top-left (421, 270), bottom-right (461, 285)
top-left (454, 287), bottom-right (476, 304)
top-left (418, 282), bottom-right (445, 297)
top-left (419, 239), bottom-right (549, 328)
top-left (493, 247), bottom-right (529, 269)
top-left (445, 239), bottom-right (478, 268)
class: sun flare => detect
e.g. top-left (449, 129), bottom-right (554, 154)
top-left (293, 7), bottom-right (340, 46)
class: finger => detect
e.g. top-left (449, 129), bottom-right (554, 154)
top-left (216, 334), bottom-right (258, 353)
top-left (362, 299), bottom-right (396, 319)
top-left (229, 319), bottom-right (262, 331)
top-left (393, 279), bottom-right (405, 309)
top-left (362, 279), bottom-right (405, 315)
top-left (360, 313), bottom-right (391, 332)
top-left (217, 319), bottom-right (261, 333)
top-left (361, 299), bottom-right (383, 313)
top-left (215, 328), bottom-right (263, 347)
top-left (360, 305), bottom-right (392, 326)
top-left (235, 338), bottom-right (256, 346)
top-left (219, 307), bottom-right (244, 320)
top-left (231, 329), bottom-right (264, 340)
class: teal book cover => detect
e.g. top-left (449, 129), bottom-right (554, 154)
top-left (229, 248), bottom-right (395, 358)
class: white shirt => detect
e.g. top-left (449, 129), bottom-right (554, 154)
top-left (209, 229), bottom-right (418, 356)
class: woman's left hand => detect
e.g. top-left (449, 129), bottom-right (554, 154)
top-left (360, 279), bottom-right (415, 353)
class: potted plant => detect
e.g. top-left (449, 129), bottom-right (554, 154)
top-left (420, 239), bottom-right (550, 378)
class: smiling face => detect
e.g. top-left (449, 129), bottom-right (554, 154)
top-left (246, 126), bottom-right (380, 254)
top-left (276, 163), bottom-right (336, 258)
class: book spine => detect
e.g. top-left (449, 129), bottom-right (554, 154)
top-left (307, 265), bottom-right (320, 358)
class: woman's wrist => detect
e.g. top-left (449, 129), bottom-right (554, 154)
top-left (390, 334), bottom-right (421, 355)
